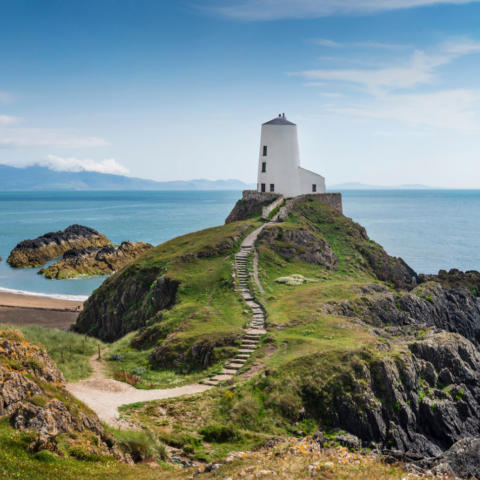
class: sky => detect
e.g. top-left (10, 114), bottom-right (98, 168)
top-left (2, 0), bottom-right (480, 187)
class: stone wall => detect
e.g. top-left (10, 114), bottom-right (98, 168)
top-left (278, 193), bottom-right (342, 221)
top-left (241, 190), bottom-right (279, 202)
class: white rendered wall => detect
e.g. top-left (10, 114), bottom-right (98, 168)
top-left (298, 167), bottom-right (326, 194)
top-left (257, 124), bottom-right (302, 197)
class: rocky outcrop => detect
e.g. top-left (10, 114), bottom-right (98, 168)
top-left (325, 282), bottom-right (480, 344)
top-left (258, 225), bottom-right (338, 269)
top-left (148, 333), bottom-right (241, 372)
top-left (0, 329), bottom-right (125, 460)
top-left (225, 192), bottom-right (279, 224)
top-left (39, 241), bottom-right (153, 279)
top-left (419, 268), bottom-right (480, 296)
top-left (74, 270), bottom-right (179, 342)
top-left (7, 224), bottom-right (110, 268)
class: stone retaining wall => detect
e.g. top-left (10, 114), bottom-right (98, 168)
top-left (278, 193), bottom-right (343, 221)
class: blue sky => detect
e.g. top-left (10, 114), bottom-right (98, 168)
top-left (2, 0), bottom-right (480, 187)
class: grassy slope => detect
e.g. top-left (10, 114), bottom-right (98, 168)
top-left (75, 218), bottom-right (261, 388)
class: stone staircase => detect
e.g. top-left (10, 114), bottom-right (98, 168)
top-left (201, 225), bottom-right (267, 387)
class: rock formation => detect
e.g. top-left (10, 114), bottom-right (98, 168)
top-left (7, 224), bottom-right (110, 268)
top-left (39, 241), bottom-right (153, 279)
top-left (0, 328), bottom-right (126, 460)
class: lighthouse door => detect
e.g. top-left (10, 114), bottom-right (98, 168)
top-left (261, 183), bottom-right (266, 192)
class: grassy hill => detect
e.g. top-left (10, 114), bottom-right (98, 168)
top-left (4, 196), bottom-right (479, 478)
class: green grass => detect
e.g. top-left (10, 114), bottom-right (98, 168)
top-left (0, 418), bottom-right (179, 480)
top-left (0, 324), bottom-right (103, 382)
top-left (105, 331), bottom-right (226, 389)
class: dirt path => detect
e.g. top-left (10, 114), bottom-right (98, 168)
top-left (66, 353), bottom-right (211, 427)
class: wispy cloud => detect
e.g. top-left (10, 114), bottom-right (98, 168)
top-left (292, 38), bottom-right (480, 93)
top-left (205, 0), bottom-right (478, 20)
top-left (330, 89), bottom-right (480, 132)
top-left (0, 128), bottom-right (109, 148)
top-left (37, 155), bottom-right (129, 175)
top-left (0, 115), bottom-right (21, 126)
top-left (314, 38), bottom-right (408, 49)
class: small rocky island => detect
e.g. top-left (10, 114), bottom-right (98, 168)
top-left (39, 241), bottom-right (153, 279)
top-left (7, 224), bottom-right (110, 268)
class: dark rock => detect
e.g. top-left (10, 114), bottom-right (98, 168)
top-left (432, 437), bottom-right (480, 477)
top-left (258, 226), bottom-right (338, 269)
top-left (39, 241), bottom-right (153, 279)
top-left (149, 334), bottom-right (241, 372)
top-left (8, 224), bottom-right (110, 268)
top-left (75, 268), bottom-right (178, 342)
top-left (312, 431), bottom-right (325, 446)
top-left (300, 332), bottom-right (480, 459)
top-left (335, 433), bottom-right (362, 450)
top-left (419, 269), bottom-right (480, 297)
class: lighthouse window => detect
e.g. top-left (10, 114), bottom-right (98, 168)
top-left (312, 184), bottom-right (317, 192)
top-left (270, 184), bottom-right (275, 192)
top-left (262, 162), bottom-right (266, 173)
top-left (263, 146), bottom-right (267, 156)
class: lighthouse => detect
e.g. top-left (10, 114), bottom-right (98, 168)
top-left (257, 114), bottom-right (325, 197)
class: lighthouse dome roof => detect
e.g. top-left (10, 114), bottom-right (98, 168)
top-left (263, 113), bottom-right (296, 126)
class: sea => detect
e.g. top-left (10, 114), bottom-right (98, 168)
top-left (0, 190), bottom-right (479, 300)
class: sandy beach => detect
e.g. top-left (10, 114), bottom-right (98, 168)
top-left (0, 291), bottom-right (84, 311)
top-left (0, 292), bottom-right (84, 330)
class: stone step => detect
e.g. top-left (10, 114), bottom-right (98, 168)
top-left (212, 374), bottom-right (233, 382)
top-left (240, 343), bottom-right (256, 349)
top-left (242, 339), bottom-right (258, 344)
top-left (201, 379), bottom-right (219, 386)
top-left (236, 353), bottom-right (250, 359)
top-left (224, 363), bottom-right (243, 370)
top-left (221, 368), bottom-right (238, 375)
top-left (238, 348), bottom-right (255, 353)
top-left (231, 358), bottom-right (248, 365)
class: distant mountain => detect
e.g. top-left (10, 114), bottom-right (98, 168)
top-left (0, 165), bottom-right (254, 191)
top-left (329, 182), bottom-right (437, 190)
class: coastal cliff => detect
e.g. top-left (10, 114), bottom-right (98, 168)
top-left (39, 241), bottom-right (153, 279)
top-left (7, 225), bottom-right (110, 268)
top-left (72, 196), bottom-right (480, 476)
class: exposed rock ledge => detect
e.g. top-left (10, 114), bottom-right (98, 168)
top-left (0, 328), bottom-right (128, 461)
top-left (39, 241), bottom-right (153, 279)
top-left (7, 224), bottom-right (110, 268)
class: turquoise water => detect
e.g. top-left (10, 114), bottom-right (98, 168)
top-left (0, 190), bottom-right (479, 298)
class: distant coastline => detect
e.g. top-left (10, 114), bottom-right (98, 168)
top-left (0, 164), bottom-right (255, 191)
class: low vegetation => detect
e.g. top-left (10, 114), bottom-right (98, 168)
top-left (0, 323), bottom-right (102, 382)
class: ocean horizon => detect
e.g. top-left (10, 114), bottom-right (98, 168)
top-left (0, 189), bottom-right (479, 299)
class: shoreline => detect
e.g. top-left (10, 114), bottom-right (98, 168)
top-left (0, 291), bottom-right (84, 312)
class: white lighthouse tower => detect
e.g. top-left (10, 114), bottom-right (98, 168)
top-left (257, 114), bottom-right (325, 197)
